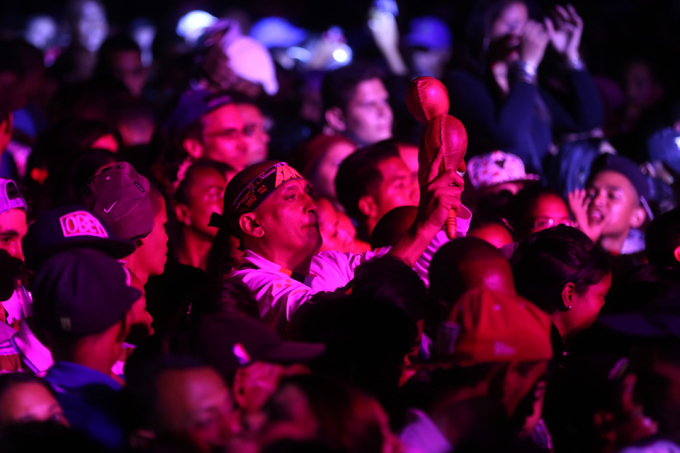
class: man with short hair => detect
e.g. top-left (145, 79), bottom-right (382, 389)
top-left (236, 101), bottom-right (270, 165)
top-left (570, 154), bottom-right (652, 256)
top-left (322, 64), bottom-right (393, 146)
top-left (168, 89), bottom-right (250, 171)
top-left (80, 162), bottom-right (168, 284)
top-left (36, 249), bottom-right (141, 450)
top-left (124, 356), bottom-right (241, 453)
top-left (172, 160), bottom-right (230, 271)
top-left (598, 290), bottom-right (680, 452)
top-left (0, 178), bottom-right (29, 328)
top-left (95, 34), bottom-right (148, 98)
top-left (210, 154), bottom-right (468, 330)
top-left (336, 140), bottom-right (419, 238)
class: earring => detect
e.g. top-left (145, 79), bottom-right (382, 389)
top-left (567, 305), bottom-right (572, 310)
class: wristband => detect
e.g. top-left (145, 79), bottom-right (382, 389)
top-left (516, 60), bottom-right (538, 84)
top-left (566, 54), bottom-right (585, 71)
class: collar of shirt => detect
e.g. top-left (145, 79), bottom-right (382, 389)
top-left (45, 361), bottom-right (123, 392)
top-left (239, 250), bottom-right (315, 286)
top-left (12, 320), bottom-right (53, 373)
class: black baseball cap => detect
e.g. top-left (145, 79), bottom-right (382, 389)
top-left (166, 88), bottom-right (238, 132)
top-left (32, 249), bottom-right (141, 338)
top-left (589, 154), bottom-right (651, 202)
top-left (22, 205), bottom-right (136, 270)
top-left (81, 163), bottom-right (155, 241)
top-left (599, 288), bottom-right (680, 338)
top-left (191, 313), bottom-right (325, 376)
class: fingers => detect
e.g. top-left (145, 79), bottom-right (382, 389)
top-left (555, 5), bottom-right (570, 23)
top-left (567, 4), bottom-right (583, 28)
top-left (425, 145), bottom-right (444, 184)
top-left (428, 169), bottom-right (464, 190)
top-left (544, 17), bottom-right (555, 36)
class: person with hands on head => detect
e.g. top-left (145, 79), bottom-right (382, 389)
top-left (448, 1), bottom-right (602, 177)
top-left (210, 142), bottom-right (468, 330)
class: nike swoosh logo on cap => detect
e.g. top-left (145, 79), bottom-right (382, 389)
top-left (104, 201), bottom-right (117, 213)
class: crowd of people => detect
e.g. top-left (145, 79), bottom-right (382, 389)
top-left (1, 0), bottom-right (680, 452)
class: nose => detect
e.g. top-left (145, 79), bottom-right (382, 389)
top-left (303, 192), bottom-right (318, 213)
top-left (11, 244), bottom-right (23, 262)
top-left (219, 411), bottom-right (242, 442)
top-left (592, 189), bottom-right (607, 206)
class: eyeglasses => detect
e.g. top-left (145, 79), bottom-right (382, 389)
top-left (532, 217), bottom-right (573, 231)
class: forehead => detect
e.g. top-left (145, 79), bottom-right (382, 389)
top-left (352, 78), bottom-right (388, 102)
top-left (187, 168), bottom-right (227, 192)
top-left (0, 208), bottom-right (27, 228)
top-left (590, 170), bottom-right (639, 196)
top-left (236, 104), bottom-right (263, 122)
top-left (499, 2), bottom-right (529, 21)
top-left (158, 368), bottom-right (228, 405)
top-left (377, 156), bottom-right (409, 178)
top-left (111, 49), bottom-right (141, 66)
top-left (531, 193), bottom-right (569, 214)
top-left (201, 104), bottom-right (243, 128)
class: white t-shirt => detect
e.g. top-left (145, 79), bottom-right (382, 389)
top-left (231, 207), bottom-right (471, 328)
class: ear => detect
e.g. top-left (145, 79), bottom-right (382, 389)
top-left (182, 136), bottom-right (203, 160)
top-left (239, 213), bottom-right (265, 238)
top-left (174, 203), bottom-right (190, 226)
top-left (324, 107), bottom-right (346, 132)
top-left (674, 246), bottom-right (680, 264)
top-left (630, 206), bottom-right (646, 229)
top-left (357, 195), bottom-right (378, 220)
top-left (561, 282), bottom-right (575, 310)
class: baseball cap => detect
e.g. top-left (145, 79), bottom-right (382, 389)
top-left (224, 36), bottom-right (279, 96)
top-left (192, 312), bottom-right (325, 376)
top-left (434, 288), bottom-right (553, 365)
top-left (22, 205), bottom-right (136, 270)
top-left (81, 163), bottom-right (154, 241)
top-left (599, 288), bottom-right (680, 338)
top-left (405, 16), bottom-right (452, 51)
top-left (166, 89), bottom-right (237, 132)
top-left (589, 153), bottom-right (652, 203)
top-left (467, 151), bottom-right (540, 190)
top-left (32, 249), bottom-right (141, 338)
top-left (0, 178), bottom-right (26, 214)
top-left (250, 17), bottom-right (307, 49)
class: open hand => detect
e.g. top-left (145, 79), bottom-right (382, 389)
top-left (568, 189), bottom-right (603, 243)
top-left (544, 4), bottom-right (583, 61)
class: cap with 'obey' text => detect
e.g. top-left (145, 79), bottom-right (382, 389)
top-left (22, 205), bottom-right (136, 270)
top-left (32, 249), bottom-right (141, 337)
top-left (81, 163), bottom-right (154, 240)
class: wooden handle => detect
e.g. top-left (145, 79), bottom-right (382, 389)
top-left (445, 212), bottom-right (456, 240)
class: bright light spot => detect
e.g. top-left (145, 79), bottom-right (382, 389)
top-left (177, 10), bottom-right (217, 44)
top-left (333, 48), bottom-right (349, 63)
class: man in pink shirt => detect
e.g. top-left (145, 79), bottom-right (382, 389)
top-left (209, 155), bottom-right (470, 329)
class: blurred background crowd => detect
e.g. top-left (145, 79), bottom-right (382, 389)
top-left (0, 1), bottom-right (680, 453)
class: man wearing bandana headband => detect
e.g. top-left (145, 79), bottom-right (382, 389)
top-left (211, 156), bottom-right (470, 330)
